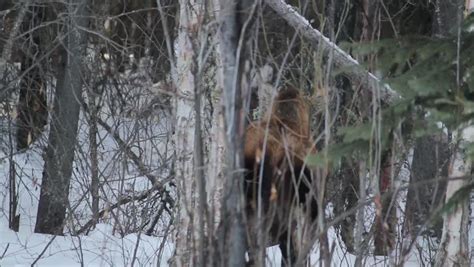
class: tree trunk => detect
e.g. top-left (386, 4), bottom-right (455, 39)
top-left (6, 102), bottom-right (19, 231)
top-left (87, 82), bottom-right (100, 221)
top-left (172, 0), bottom-right (203, 266)
top-left (16, 4), bottom-right (48, 150)
top-left (404, 134), bottom-right (449, 240)
top-left (433, 148), bottom-right (470, 267)
top-left (433, 0), bottom-right (470, 265)
top-left (206, 95), bottom-right (225, 266)
top-left (1, 1), bottom-right (25, 68)
top-left (216, 0), bottom-right (256, 266)
top-left (35, 0), bottom-right (90, 234)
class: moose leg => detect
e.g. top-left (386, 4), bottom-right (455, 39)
top-left (279, 232), bottom-right (297, 266)
top-left (246, 251), bottom-right (257, 267)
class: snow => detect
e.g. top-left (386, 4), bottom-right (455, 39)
top-left (0, 112), bottom-right (424, 267)
top-left (0, 222), bottom-right (173, 266)
top-left (0, 116), bottom-right (174, 266)
top-left (0, 64), bottom-right (175, 266)
top-left (1, 118), bottom-right (472, 266)
top-left (0, 59), bottom-right (472, 266)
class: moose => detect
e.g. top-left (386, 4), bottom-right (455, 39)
top-left (244, 86), bottom-right (319, 266)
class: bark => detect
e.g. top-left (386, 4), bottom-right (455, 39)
top-left (216, 0), bottom-right (256, 266)
top-left (206, 101), bottom-right (225, 266)
top-left (172, 0), bottom-right (203, 266)
top-left (87, 84), bottom-right (100, 220)
top-left (34, 0), bottom-right (90, 234)
top-left (433, 0), bottom-right (461, 37)
top-left (353, 161), bottom-right (365, 266)
top-left (1, 2), bottom-right (25, 64)
top-left (374, 151), bottom-right (396, 256)
top-left (433, 148), bottom-right (470, 267)
top-left (404, 134), bottom-right (449, 240)
top-left (193, 36), bottom-right (207, 267)
top-left (205, 3), bottom-right (226, 256)
top-left (433, 0), bottom-right (470, 265)
top-left (6, 102), bottom-right (19, 231)
top-left (0, 1), bottom-right (18, 88)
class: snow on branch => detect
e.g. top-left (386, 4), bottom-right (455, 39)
top-left (265, 0), bottom-right (400, 104)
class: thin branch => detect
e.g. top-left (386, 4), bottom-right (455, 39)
top-left (96, 117), bottom-right (157, 184)
top-left (77, 101), bottom-right (175, 235)
top-left (0, 243), bottom-right (9, 259)
top-left (264, 0), bottom-right (400, 104)
top-left (31, 236), bottom-right (56, 267)
top-left (76, 179), bottom-right (172, 235)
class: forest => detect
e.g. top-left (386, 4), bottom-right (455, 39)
top-left (1, 0), bottom-right (474, 266)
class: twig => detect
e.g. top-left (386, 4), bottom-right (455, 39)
top-left (77, 100), bottom-right (175, 234)
top-left (0, 243), bottom-right (10, 259)
top-left (31, 236), bottom-right (56, 267)
top-left (96, 117), bottom-right (157, 184)
top-left (156, 216), bottom-right (173, 267)
top-left (76, 179), bottom-right (173, 235)
top-left (130, 231), bottom-right (142, 267)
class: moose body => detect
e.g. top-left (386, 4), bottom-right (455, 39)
top-left (243, 87), bottom-right (318, 266)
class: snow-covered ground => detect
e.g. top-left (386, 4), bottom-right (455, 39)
top-left (0, 68), bottom-right (177, 266)
top-left (0, 142), bottom-right (450, 266)
top-left (0, 115), bottom-right (175, 266)
top-left (0, 222), bottom-right (173, 266)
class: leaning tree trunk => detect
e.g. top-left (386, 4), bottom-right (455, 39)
top-left (34, 0), bottom-right (90, 235)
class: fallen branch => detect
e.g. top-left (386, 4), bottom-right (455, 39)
top-left (265, 0), bottom-right (400, 104)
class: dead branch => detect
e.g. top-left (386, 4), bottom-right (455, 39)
top-left (95, 116), bottom-right (175, 205)
top-left (76, 101), bottom-right (175, 235)
top-left (76, 179), bottom-right (173, 235)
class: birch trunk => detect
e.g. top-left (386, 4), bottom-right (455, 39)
top-left (434, 0), bottom-right (470, 265)
top-left (172, 0), bottom-right (204, 266)
top-left (206, 96), bottom-right (225, 229)
top-left (433, 147), bottom-right (470, 267)
top-left (206, 92), bottom-right (225, 267)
